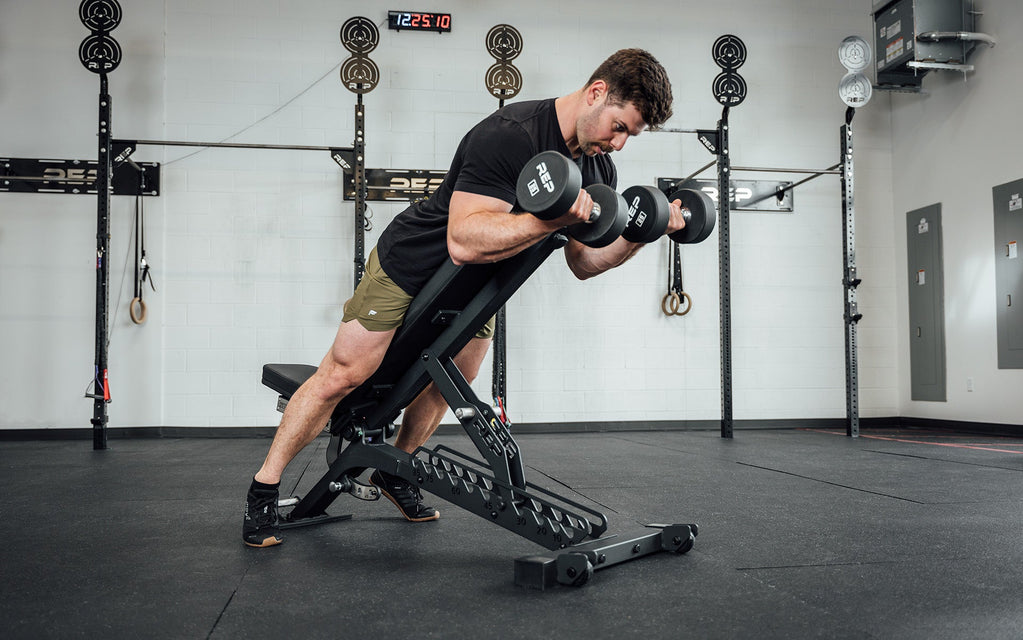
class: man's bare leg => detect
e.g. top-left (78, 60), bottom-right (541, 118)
top-left (394, 336), bottom-right (492, 454)
top-left (244, 320), bottom-right (397, 546)
top-left (254, 320), bottom-right (396, 485)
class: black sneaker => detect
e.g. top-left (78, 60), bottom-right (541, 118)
top-left (370, 470), bottom-right (440, 522)
top-left (243, 486), bottom-right (283, 548)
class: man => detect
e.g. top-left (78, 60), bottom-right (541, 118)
top-left (244, 48), bottom-right (685, 547)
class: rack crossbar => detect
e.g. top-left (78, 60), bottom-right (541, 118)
top-left (119, 138), bottom-right (345, 152)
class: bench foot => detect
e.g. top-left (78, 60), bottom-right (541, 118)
top-left (514, 523), bottom-right (698, 589)
top-left (279, 513), bottom-right (353, 530)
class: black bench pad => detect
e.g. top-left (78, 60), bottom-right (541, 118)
top-left (262, 363), bottom-right (317, 399)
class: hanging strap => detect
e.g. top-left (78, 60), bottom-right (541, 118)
top-left (129, 174), bottom-right (156, 324)
top-left (661, 239), bottom-right (692, 317)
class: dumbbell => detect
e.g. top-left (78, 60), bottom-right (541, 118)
top-left (517, 151), bottom-right (716, 246)
top-left (515, 151), bottom-right (628, 248)
top-left (620, 185), bottom-right (716, 244)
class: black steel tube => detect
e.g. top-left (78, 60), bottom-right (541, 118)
top-left (493, 306), bottom-right (507, 407)
top-left (353, 95), bottom-right (366, 288)
top-left (841, 120), bottom-right (860, 438)
top-left (91, 76), bottom-right (112, 451)
top-left (492, 98), bottom-right (508, 410)
top-left (718, 108), bottom-right (733, 439)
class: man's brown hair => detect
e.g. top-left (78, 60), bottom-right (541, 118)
top-left (587, 48), bottom-right (674, 129)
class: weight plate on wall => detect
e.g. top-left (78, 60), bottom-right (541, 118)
top-left (712, 71), bottom-right (746, 106)
top-left (838, 35), bottom-right (871, 73)
top-left (485, 63), bottom-right (522, 99)
top-left (712, 34), bottom-right (746, 70)
top-left (485, 24), bottom-right (523, 61)
top-left (340, 16), bottom-right (379, 55)
top-left (79, 34), bottom-right (122, 73)
top-left (79, 0), bottom-right (122, 32)
top-left (838, 71), bottom-right (872, 107)
top-left (340, 55), bottom-right (379, 94)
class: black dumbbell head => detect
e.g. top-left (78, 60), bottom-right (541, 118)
top-left (516, 151), bottom-right (581, 221)
top-left (668, 189), bottom-right (717, 244)
top-left (568, 184), bottom-right (628, 248)
top-left (621, 185), bottom-right (671, 243)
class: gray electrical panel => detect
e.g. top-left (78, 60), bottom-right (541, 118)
top-left (873, 0), bottom-right (980, 90)
top-left (907, 205), bottom-right (946, 401)
top-left (993, 179), bottom-right (1023, 368)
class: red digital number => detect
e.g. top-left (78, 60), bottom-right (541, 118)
top-left (411, 13), bottom-right (420, 27)
top-left (439, 14), bottom-right (450, 29)
top-left (422, 13), bottom-right (432, 28)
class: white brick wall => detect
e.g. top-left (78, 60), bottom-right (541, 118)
top-left (0, 0), bottom-right (920, 431)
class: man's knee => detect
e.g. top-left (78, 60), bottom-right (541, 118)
top-left (307, 360), bottom-right (369, 404)
top-left (313, 320), bottom-right (397, 403)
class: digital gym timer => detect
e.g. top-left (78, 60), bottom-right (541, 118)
top-left (387, 10), bottom-right (452, 32)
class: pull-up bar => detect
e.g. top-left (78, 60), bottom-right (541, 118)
top-left (730, 165), bottom-right (842, 175)
top-left (765, 162), bottom-right (841, 195)
top-left (678, 161), bottom-right (843, 208)
top-left (664, 159), bottom-right (717, 193)
top-left (118, 139), bottom-right (347, 153)
top-left (732, 163), bottom-right (843, 207)
top-left (656, 127), bottom-right (702, 134)
top-left (736, 163), bottom-right (838, 205)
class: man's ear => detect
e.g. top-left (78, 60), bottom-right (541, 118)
top-left (585, 79), bottom-right (608, 105)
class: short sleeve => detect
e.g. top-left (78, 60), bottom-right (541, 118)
top-left (452, 118), bottom-right (536, 207)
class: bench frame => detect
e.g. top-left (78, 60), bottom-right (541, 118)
top-left (261, 233), bottom-right (697, 588)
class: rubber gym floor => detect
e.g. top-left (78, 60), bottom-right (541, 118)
top-left (2, 426), bottom-right (1022, 639)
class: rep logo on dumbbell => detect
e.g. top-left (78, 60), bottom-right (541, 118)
top-left (516, 151), bottom-right (715, 247)
top-left (524, 160), bottom-right (556, 196)
top-left (621, 184), bottom-right (716, 245)
top-left (516, 151), bottom-right (626, 247)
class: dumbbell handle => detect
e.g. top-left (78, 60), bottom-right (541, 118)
top-left (551, 189), bottom-right (601, 223)
top-left (570, 187), bottom-right (601, 223)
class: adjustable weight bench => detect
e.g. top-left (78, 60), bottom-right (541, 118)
top-left (261, 232), bottom-right (698, 588)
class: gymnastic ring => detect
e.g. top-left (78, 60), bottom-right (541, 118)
top-left (129, 297), bottom-right (147, 324)
top-left (675, 291), bottom-right (693, 316)
top-left (661, 292), bottom-right (680, 316)
top-left (661, 291), bottom-right (692, 316)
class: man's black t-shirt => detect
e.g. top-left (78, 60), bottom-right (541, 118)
top-left (376, 98), bottom-right (617, 296)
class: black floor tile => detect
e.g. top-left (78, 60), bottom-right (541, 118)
top-left (2, 428), bottom-right (1022, 639)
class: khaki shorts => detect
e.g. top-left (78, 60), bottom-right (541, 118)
top-left (342, 247), bottom-right (496, 339)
